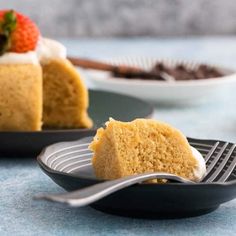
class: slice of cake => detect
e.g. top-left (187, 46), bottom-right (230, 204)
top-left (89, 118), bottom-right (206, 182)
top-left (0, 10), bottom-right (92, 131)
top-left (42, 59), bottom-right (92, 128)
top-left (38, 39), bottom-right (93, 128)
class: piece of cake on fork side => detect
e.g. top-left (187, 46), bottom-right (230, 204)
top-left (89, 118), bottom-right (206, 183)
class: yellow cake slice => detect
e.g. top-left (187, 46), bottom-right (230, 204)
top-left (42, 58), bottom-right (93, 129)
top-left (0, 64), bottom-right (42, 131)
top-left (89, 118), bottom-right (206, 182)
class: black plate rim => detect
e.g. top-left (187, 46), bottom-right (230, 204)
top-left (37, 136), bottom-right (236, 187)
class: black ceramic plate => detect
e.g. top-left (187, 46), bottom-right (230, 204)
top-left (0, 90), bottom-right (153, 157)
top-left (38, 135), bottom-right (236, 219)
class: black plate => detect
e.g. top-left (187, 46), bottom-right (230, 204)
top-left (38, 135), bottom-right (236, 219)
top-left (0, 90), bottom-right (153, 157)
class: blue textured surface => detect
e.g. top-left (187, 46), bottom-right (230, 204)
top-left (1, 37), bottom-right (236, 236)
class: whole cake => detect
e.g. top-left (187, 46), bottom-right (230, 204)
top-left (0, 10), bottom-right (92, 131)
top-left (89, 118), bottom-right (206, 182)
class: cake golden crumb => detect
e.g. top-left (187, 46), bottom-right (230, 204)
top-left (89, 118), bottom-right (201, 182)
top-left (0, 64), bottom-right (42, 131)
top-left (42, 59), bottom-right (93, 129)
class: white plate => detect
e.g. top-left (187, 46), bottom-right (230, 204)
top-left (84, 57), bottom-right (236, 104)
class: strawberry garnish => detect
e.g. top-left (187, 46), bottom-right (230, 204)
top-left (0, 10), bottom-right (40, 55)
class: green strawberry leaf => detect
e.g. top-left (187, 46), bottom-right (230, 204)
top-left (3, 10), bottom-right (17, 32)
top-left (0, 10), bottom-right (17, 55)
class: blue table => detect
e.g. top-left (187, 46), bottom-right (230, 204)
top-left (1, 37), bottom-right (236, 236)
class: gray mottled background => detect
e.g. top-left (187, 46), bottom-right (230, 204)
top-left (1, 0), bottom-right (236, 37)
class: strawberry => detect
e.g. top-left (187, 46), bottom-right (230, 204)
top-left (0, 10), bottom-right (40, 55)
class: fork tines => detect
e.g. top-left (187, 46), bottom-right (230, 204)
top-left (202, 142), bottom-right (236, 183)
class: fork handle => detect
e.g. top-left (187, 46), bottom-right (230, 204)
top-left (36, 172), bottom-right (193, 207)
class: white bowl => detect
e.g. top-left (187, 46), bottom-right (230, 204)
top-left (84, 57), bottom-right (236, 104)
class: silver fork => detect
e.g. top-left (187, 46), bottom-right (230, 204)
top-left (35, 172), bottom-right (194, 207)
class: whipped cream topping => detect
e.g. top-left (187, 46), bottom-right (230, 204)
top-left (191, 147), bottom-right (207, 181)
top-left (0, 37), bottom-right (67, 65)
top-left (36, 38), bottom-right (67, 63)
top-left (0, 51), bottom-right (39, 65)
